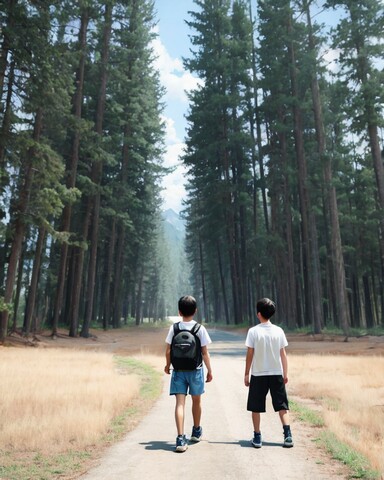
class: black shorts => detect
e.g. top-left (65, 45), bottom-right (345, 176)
top-left (247, 375), bottom-right (289, 413)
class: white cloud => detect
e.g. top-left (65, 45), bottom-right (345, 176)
top-left (161, 162), bottom-right (188, 213)
top-left (321, 47), bottom-right (340, 74)
top-left (160, 119), bottom-right (187, 213)
top-left (162, 116), bottom-right (179, 147)
top-left (151, 31), bottom-right (202, 105)
top-left (151, 30), bottom-right (199, 213)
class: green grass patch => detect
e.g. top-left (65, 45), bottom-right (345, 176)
top-left (0, 450), bottom-right (92, 480)
top-left (290, 399), bottom-right (325, 427)
top-left (115, 356), bottom-right (162, 400)
top-left (317, 431), bottom-right (379, 479)
top-left (102, 357), bottom-right (162, 444)
top-left (291, 400), bottom-right (380, 479)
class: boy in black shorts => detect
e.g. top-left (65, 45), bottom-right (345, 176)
top-left (244, 298), bottom-right (293, 448)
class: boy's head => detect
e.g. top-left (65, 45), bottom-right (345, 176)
top-left (256, 298), bottom-right (276, 319)
top-left (178, 295), bottom-right (197, 317)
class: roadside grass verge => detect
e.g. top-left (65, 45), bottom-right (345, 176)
top-left (290, 354), bottom-right (384, 477)
top-left (290, 398), bottom-right (380, 479)
top-left (0, 350), bottom-right (162, 480)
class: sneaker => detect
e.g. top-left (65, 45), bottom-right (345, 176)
top-left (283, 429), bottom-right (294, 448)
top-left (190, 426), bottom-right (203, 442)
top-left (251, 431), bottom-right (262, 448)
top-left (175, 435), bottom-right (188, 452)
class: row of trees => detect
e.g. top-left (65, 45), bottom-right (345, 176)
top-left (183, 0), bottom-right (384, 332)
top-left (0, 0), bottom-right (176, 343)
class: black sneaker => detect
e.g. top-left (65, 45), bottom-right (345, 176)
top-left (251, 431), bottom-right (262, 448)
top-left (190, 426), bottom-right (203, 442)
top-left (283, 429), bottom-right (294, 448)
top-left (175, 435), bottom-right (188, 452)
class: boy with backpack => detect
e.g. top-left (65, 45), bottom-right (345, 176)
top-left (164, 295), bottom-right (213, 452)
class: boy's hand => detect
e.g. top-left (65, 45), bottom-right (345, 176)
top-left (244, 374), bottom-right (250, 387)
top-left (164, 365), bottom-right (171, 374)
top-left (206, 371), bottom-right (213, 382)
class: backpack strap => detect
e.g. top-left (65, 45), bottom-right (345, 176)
top-left (191, 323), bottom-right (201, 335)
top-left (173, 322), bottom-right (201, 334)
top-left (173, 322), bottom-right (181, 335)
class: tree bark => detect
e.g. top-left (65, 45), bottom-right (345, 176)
top-left (24, 226), bottom-right (46, 336)
top-left (0, 108), bottom-right (43, 342)
top-left (102, 218), bottom-right (116, 329)
top-left (0, 0), bottom-right (16, 98)
top-left (82, 2), bottom-right (112, 337)
top-left (303, 0), bottom-right (350, 335)
top-left (51, 8), bottom-right (89, 336)
top-left (286, 10), bottom-right (322, 333)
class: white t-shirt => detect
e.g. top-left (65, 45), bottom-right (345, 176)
top-left (165, 320), bottom-right (212, 347)
top-left (245, 322), bottom-right (288, 376)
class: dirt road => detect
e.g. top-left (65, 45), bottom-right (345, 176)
top-left (80, 329), bottom-right (348, 480)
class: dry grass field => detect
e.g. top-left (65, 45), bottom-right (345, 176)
top-left (0, 349), bottom-right (140, 453)
top-left (1, 326), bottom-right (383, 479)
top-left (290, 354), bottom-right (384, 475)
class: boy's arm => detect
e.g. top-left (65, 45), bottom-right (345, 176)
top-left (280, 347), bottom-right (288, 384)
top-left (164, 343), bottom-right (171, 374)
top-left (201, 345), bottom-right (213, 382)
top-left (244, 347), bottom-right (254, 386)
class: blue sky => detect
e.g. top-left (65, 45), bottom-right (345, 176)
top-left (153, 1), bottom-right (345, 213)
top-left (154, 0), bottom-right (198, 214)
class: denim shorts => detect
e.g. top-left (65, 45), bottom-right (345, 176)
top-left (170, 368), bottom-right (205, 396)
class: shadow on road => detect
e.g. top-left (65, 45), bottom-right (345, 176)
top-left (140, 441), bottom-right (174, 451)
top-left (206, 440), bottom-right (282, 448)
top-left (140, 439), bottom-right (283, 452)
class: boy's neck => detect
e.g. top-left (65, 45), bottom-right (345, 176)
top-left (181, 315), bottom-right (194, 322)
top-left (258, 313), bottom-right (271, 324)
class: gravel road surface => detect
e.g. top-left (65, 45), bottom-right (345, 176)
top-left (80, 329), bottom-right (348, 480)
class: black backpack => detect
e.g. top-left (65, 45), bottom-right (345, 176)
top-left (171, 322), bottom-right (202, 371)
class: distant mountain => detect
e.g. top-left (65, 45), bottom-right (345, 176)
top-left (162, 209), bottom-right (185, 245)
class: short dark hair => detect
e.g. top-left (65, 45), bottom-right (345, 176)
top-left (256, 298), bottom-right (276, 319)
top-left (178, 295), bottom-right (197, 317)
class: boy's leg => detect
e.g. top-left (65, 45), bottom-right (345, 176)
top-left (188, 370), bottom-right (204, 442)
top-left (270, 377), bottom-right (293, 447)
top-left (252, 412), bottom-right (261, 432)
top-left (251, 412), bottom-right (262, 448)
top-left (191, 394), bottom-right (202, 427)
top-left (175, 394), bottom-right (186, 436)
top-left (279, 409), bottom-right (290, 426)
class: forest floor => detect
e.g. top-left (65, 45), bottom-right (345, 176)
top-left (3, 324), bottom-right (384, 480)
top-left (7, 323), bottom-right (384, 357)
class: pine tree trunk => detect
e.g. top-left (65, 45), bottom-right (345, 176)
top-left (0, 60), bottom-right (15, 288)
top-left (303, 0), bottom-right (350, 335)
top-left (0, 0), bottom-right (15, 98)
top-left (198, 231), bottom-right (209, 322)
top-left (279, 117), bottom-right (298, 328)
top-left (51, 8), bottom-right (89, 337)
top-left (286, 11), bottom-right (322, 333)
top-left (11, 241), bottom-right (25, 333)
top-left (24, 226), bottom-right (46, 336)
top-left (217, 242), bottom-right (230, 324)
top-left (102, 218), bottom-right (116, 330)
top-left (0, 108), bottom-right (42, 343)
top-left (135, 267), bottom-right (144, 326)
top-left (112, 227), bottom-right (125, 328)
top-left (82, 3), bottom-right (112, 337)
top-left (347, 4), bottom-right (384, 325)
top-left (0, 58), bottom-right (14, 167)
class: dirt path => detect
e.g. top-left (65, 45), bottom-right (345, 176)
top-left (80, 329), bottom-right (349, 480)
